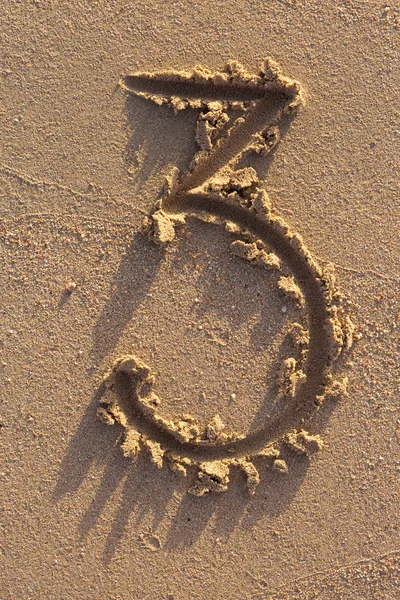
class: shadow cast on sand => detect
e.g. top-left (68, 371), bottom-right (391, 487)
top-left (53, 376), bottom-right (338, 562)
top-left (91, 232), bottom-right (163, 366)
top-left (123, 93), bottom-right (198, 197)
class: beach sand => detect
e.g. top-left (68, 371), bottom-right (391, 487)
top-left (1, 1), bottom-right (399, 598)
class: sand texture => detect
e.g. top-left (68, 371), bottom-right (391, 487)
top-left (1, 1), bottom-right (399, 599)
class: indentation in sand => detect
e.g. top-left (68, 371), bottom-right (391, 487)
top-left (99, 58), bottom-right (356, 495)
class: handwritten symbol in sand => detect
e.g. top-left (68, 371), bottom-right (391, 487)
top-left (98, 59), bottom-right (355, 495)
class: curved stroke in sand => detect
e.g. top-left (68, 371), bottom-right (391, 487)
top-left (114, 195), bottom-right (330, 462)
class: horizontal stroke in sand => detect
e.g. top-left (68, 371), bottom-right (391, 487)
top-left (98, 59), bottom-right (356, 496)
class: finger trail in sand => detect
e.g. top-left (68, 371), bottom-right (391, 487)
top-left (100, 58), bottom-right (356, 495)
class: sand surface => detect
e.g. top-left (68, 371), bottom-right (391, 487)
top-left (1, 1), bottom-right (399, 599)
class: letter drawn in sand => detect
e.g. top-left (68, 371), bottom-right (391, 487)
top-left (99, 59), bottom-right (356, 495)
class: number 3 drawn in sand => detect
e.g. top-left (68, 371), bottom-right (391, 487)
top-left (98, 59), bottom-right (356, 496)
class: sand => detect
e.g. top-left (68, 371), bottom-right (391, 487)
top-left (1, 1), bottom-right (399, 599)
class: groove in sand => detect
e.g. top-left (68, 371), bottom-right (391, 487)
top-left (99, 59), bottom-right (353, 495)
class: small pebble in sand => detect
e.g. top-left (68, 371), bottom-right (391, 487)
top-left (281, 305), bottom-right (287, 313)
top-left (65, 280), bottom-right (77, 294)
